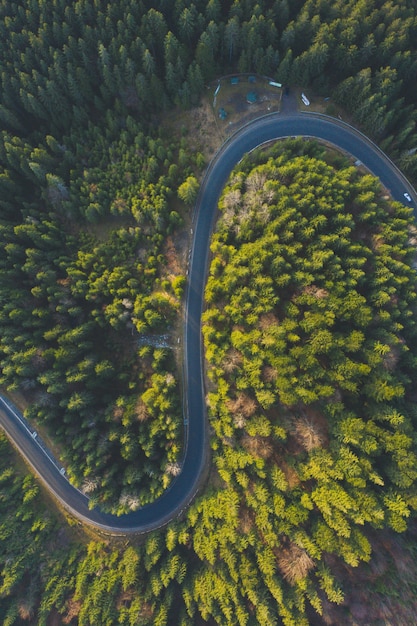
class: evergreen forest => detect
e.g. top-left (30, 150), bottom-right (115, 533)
top-left (1, 0), bottom-right (417, 624)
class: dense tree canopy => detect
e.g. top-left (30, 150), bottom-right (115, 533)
top-left (2, 140), bottom-right (417, 626)
top-left (199, 139), bottom-right (417, 623)
top-left (1, 0), bottom-right (417, 623)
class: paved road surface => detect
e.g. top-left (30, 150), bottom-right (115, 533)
top-left (0, 112), bottom-right (415, 534)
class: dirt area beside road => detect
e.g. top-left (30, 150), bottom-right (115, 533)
top-left (211, 75), bottom-right (283, 138)
top-left (161, 75), bottom-right (284, 166)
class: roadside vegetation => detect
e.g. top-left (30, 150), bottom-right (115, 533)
top-left (1, 0), bottom-right (417, 624)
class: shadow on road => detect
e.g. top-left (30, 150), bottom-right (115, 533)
top-left (280, 90), bottom-right (299, 115)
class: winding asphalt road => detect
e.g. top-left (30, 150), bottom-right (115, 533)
top-left (0, 112), bottom-right (415, 535)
